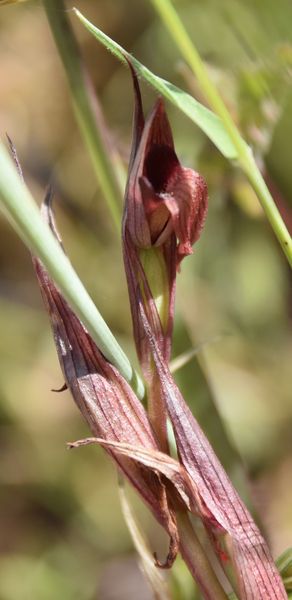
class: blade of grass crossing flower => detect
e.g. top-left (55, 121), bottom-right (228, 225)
top-left (0, 142), bottom-right (144, 399)
top-left (73, 9), bottom-right (237, 160)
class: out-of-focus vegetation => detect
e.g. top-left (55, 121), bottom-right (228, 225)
top-left (0, 1), bottom-right (291, 598)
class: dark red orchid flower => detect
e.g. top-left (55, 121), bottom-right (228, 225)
top-left (122, 65), bottom-right (208, 450)
top-left (123, 63), bottom-right (208, 263)
top-left (123, 66), bottom-right (207, 373)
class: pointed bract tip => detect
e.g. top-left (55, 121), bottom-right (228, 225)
top-left (6, 134), bottom-right (24, 182)
top-left (51, 382), bottom-right (68, 393)
top-left (154, 96), bottom-right (166, 113)
top-left (43, 184), bottom-right (54, 209)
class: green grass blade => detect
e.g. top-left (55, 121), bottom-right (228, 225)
top-left (73, 8), bottom-right (237, 160)
top-left (0, 142), bottom-right (144, 399)
top-left (43, 0), bottom-right (122, 231)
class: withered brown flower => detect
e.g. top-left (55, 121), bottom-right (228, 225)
top-left (123, 62), bottom-right (208, 261)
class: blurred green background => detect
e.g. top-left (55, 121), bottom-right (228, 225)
top-left (0, 1), bottom-right (291, 598)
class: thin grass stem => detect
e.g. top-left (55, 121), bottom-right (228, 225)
top-left (43, 0), bottom-right (122, 231)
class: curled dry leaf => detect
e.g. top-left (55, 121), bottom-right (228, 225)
top-left (67, 436), bottom-right (201, 514)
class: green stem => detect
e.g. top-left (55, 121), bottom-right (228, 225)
top-left (43, 0), bottom-right (122, 230)
top-left (151, 0), bottom-right (292, 266)
top-left (177, 512), bottom-right (230, 600)
top-left (0, 142), bottom-right (144, 399)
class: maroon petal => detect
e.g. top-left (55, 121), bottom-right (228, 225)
top-left (124, 98), bottom-right (177, 250)
top-left (139, 166), bottom-right (208, 263)
top-left (124, 63), bottom-right (179, 251)
top-left (162, 166), bottom-right (208, 265)
top-left (138, 176), bottom-right (174, 246)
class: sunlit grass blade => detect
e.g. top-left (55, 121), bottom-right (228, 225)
top-left (0, 141), bottom-right (144, 399)
top-left (73, 8), bottom-right (237, 160)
